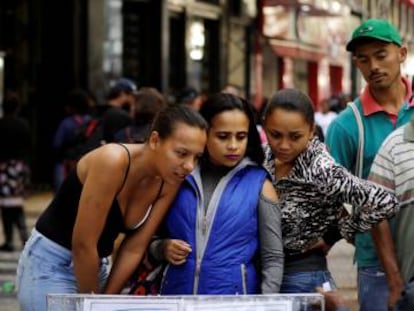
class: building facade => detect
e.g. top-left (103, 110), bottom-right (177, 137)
top-left (256, 0), bottom-right (414, 110)
top-left (1, 0), bottom-right (413, 185)
top-left (0, 0), bottom-right (255, 185)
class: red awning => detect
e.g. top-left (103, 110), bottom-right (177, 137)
top-left (402, 0), bottom-right (414, 6)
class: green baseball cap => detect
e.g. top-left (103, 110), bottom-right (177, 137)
top-left (346, 19), bottom-right (402, 52)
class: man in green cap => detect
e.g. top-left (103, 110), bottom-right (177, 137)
top-left (326, 18), bottom-right (414, 311)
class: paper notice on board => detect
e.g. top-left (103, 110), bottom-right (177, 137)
top-left (82, 297), bottom-right (293, 311)
top-left (83, 298), bottom-right (180, 311)
top-left (184, 300), bottom-right (293, 311)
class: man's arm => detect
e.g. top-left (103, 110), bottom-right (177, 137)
top-left (315, 287), bottom-right (350, 311)
top-left (369, 141), bottom-right (404, 310)
top-left (372, 220), bottom-right (404, 310)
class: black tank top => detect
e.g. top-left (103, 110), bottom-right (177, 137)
top-left (36, 144), bottom-right (131, 257)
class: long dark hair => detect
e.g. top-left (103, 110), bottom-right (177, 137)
top-left (199, 93), bottom-right (264, 165)
top-left (262, 88), bottom-right (315, 128)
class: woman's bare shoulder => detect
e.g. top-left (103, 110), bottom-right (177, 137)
top-left (78, 144), bottom-right (131, 177)
top-left (261, 178), bottom-right (278, 202)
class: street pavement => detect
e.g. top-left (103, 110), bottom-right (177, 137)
top-left (328, 240), bottom-right (358, 310)
top-left (0, 192), bottom-right (53, 311)
top-left (0, 192), bottom-right (359, 310)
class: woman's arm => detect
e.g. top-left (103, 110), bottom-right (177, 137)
top-left (104, 183), bottom-right (180, 294)
top-left (72, 144), bottom-right (129, 293)
top-left (259, 179), bottom-right (284, 293)
top-left (319, 156), bottom-right (399, 241)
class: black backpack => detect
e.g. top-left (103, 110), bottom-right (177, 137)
top-left (63, 117), bottom-right (105, 163)
top-left (63, 107), bottom-right (132, 168)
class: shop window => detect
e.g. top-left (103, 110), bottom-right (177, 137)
top-left (103, 0), bottom-right (123, 79)
top-left (229, 0), bottom-right (242, 16)
top-left (329, 65), bottom-right (343, 96)
top-left (201, 19), bottom-right (220, 93)
top-left (169, 12), bottom-right (186, 92)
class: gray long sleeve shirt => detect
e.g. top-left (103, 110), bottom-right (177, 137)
top-left (259, 194), bottom-right (284, 293)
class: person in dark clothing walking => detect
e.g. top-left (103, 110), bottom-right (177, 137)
top-left (52, 88), bottom-right (92, 192)
top-left (0, 91), bottom-right (31, 252)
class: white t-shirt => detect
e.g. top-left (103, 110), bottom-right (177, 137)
top-left (315, 111), bottom-right (337, 136)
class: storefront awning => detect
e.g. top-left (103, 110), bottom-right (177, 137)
top-left (268, 38), bottom-right (326, 61)
top-left (264, 0), bottom-right (346, 17)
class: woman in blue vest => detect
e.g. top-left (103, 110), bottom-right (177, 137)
top-left (150, 93), bottom-right (283, 295)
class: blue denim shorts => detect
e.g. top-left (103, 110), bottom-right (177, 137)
top-left (16, 228), bottom-right (109, 311)
top-left (280, 270), bottom-right (337, 293)
top-left (279, 270), bottom-right (336, 311)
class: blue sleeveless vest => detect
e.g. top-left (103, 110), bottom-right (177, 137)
top-left (160, 161), bottom-right (267, 295)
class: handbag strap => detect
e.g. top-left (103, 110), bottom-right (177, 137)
top-left (348, 101), bottom-right (364, 178)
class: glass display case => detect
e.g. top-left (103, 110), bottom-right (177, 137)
top-left (47, 293), bottom-right (325, 311)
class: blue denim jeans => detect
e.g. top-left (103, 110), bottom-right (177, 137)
top-left (357, 266), bottom-right (388, 311)
top-left (16, 229), bottom-right (109, 311)
top-left (394, 280), bottom-right (414, 311)
top-left (280, 270), bottom-right (336, 311)
top-left (280, 270), bottom-right (337, 293)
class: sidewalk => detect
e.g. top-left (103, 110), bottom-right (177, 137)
top-left (0, 192), bottom-right (53, 310)
top-left (24, 191), bottom-right (54, 219)
top-left (0, 191), bottom-right (53, 250)
top-left (328, 240), bottom-right (358, 310)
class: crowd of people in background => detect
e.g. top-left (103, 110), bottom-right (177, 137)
top-left (1, 17), bottom-right (414, 311)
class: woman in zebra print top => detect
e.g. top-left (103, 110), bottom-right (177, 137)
top-left (261, 88), bottom-right (399, 296)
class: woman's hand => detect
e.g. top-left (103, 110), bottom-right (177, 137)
top-left (306, 238), bottom-right (332, 255)
top-left (315, 287), bottom-right (348, 311)
top-left (163, 239), bottom-right (192, 265)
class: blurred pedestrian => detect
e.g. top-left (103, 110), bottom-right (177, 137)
top-left (101, 78), bottom-right (137, 143)
top-left (262, 88), bottom-right (399, 296)
top-left (106, 77), bottom-right (138, 115)
top-left (63, 79), bottom-right (137, 163)
top-left (176, 86), bottom-right (204, 111)
top-left (222, 84), bottom-right (242, 97)
top-left (114, 87), bottom-right (167, 143)
top-left (148, 93), bottom-right (283, 295)
top-left (0, 91), bottom-right (31, 252)
top-left (16, 105), bottom-right (208, 311)
top-left (326, 18), bottom-right (413, 311)
top-left (52, 89), bottom-right (92, 192)
top-left (314, 98), bottom-right (337, 137)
